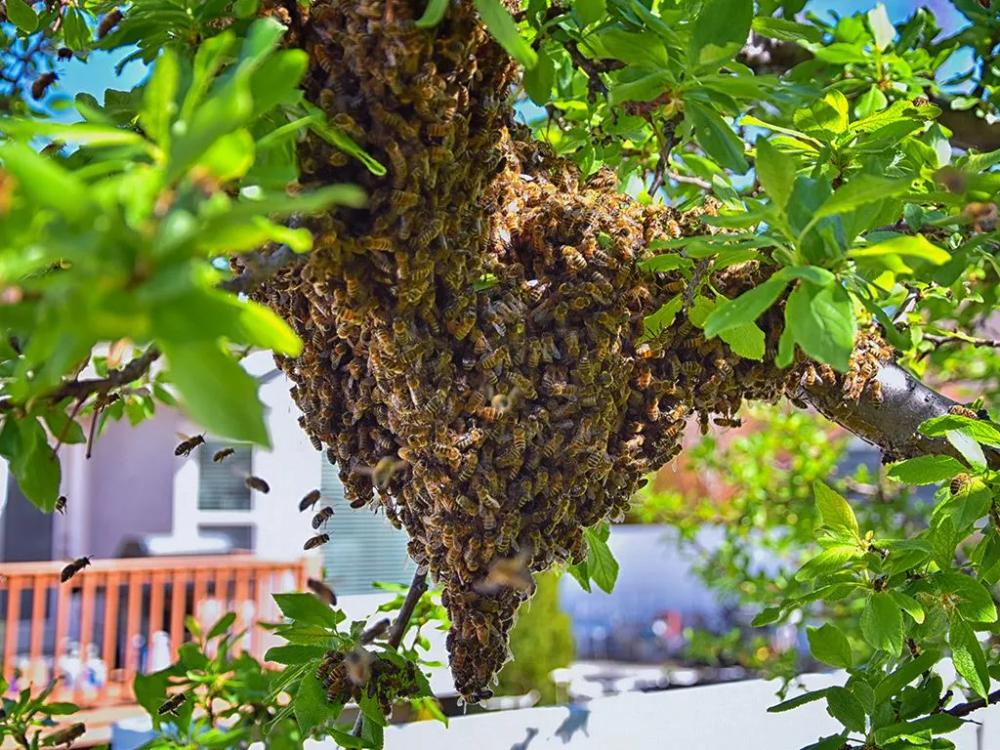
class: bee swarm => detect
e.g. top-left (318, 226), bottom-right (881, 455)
top-left (250, 0), bottom-right (889, 701)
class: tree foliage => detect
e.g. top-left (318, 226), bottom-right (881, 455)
top-left (2, 0), bottom-right (1000, 748)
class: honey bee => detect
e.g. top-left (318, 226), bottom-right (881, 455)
top-left (512, 426), bottom-right (526, 453)
top-left (473, 550), bottom-right (533, 594)
top-left (158, 693), bottom-right (186, 716)
top-left (360, 618), bottom-right (391, 644)
top-left (372, 456), bottom-right (407, 489)
top-left (174, 434), bottom-right (205, 457)
top-left (349, 497), bottom-right (368, 509)
top-left (949, 405), bottom-right (979, 419)
top-left (213, 447), bottom-right (235, 463)
top-left (713, 416), bottom-right (742, 428)
top-left (431, 443), bottom-right (461, 464)
top-left (950, 473), bottom-right (971, 496)
top-left (97, 8), bottom-right (123, 38)
top-left (31, 72), bottom-right (58, 100)
top-left (384, 140), bottom-right (407, 188)
top-left (312, 506), bottom-right (334, 529)
top-left (55, 496), bottom-right (67, 514)
top-left (390, 189), bottom-right (420, 214)
top-left (60, 556), bottom-right (91, 583)
top-left (345, 647), bottom-right (374, 685)
top-left (456, 428), bottom-right (485, 450)
top-left (304, 533), bottom-right (330, 550)
top-left (41, 723), bottom-right (85, 747)
top-left (869, 379), bottom-right (884, 404)
top-left (364, 236), bottom-right (394, 252)
top-left (245, 476), bottom-right (270, 494)
top-left (308, 577), bottom-right (337, 606)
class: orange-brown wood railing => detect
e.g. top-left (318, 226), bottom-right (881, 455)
top-left (0, 555), bottom-right (308, 707)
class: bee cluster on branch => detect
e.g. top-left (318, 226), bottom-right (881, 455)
top-left (249, 0), bottom-right (888, 702)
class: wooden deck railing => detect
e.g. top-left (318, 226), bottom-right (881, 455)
top-left (0, 555), bottom-right (308, 707)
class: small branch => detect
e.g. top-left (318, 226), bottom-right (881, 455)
top-left (665, 170), bottom-right (712, 191)
top-left (922, 330), bottom-right (1000, 350)
top-left (647, 118), bottom-right (680, 197)
top-left (945, 688), bottom-right (1000, 718)
top-left (49, 346), bottom-right (160, 402)
top-left (351, 570), bottom-right (429, 736)
top-left (218, 245), bottom-right (302, 294)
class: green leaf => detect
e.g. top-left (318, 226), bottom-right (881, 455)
top-left (234, 0), bottom-right (260, 19)
top-left (887, 455), bottom-right (965, 485)
top-left (168, 78), bottom-right (253, 183)
top-left (768, 688), bottom-right (831, 713)
top-left (786, 282), bottom-right (856, 373)
top-left (575, 0), bottom-right (606, 27)
top-left (874, 650), bottom-right (940, 702)
top-left (474, 0), bottom-right (537, 69)
top-left (861, 593), bottom-right (903, 655)
top-left (264, 644), bottom-right (328, 665)
top-left (751, 607), bottom-right (782, 627)
top-left (919, 415), bottom-right (1000, 447)
top-left (637, 254), bottom-right (694, 273)
top-left (198, 129), bottom-right (255, 181)
top-left (720, 323), bottom-right (765, 360)
top-left (814, 176), bottom-right (911, 220)
top-left (583, 523), bottom-right (619, 594)
top-left (295, 671), bottom-right (341, 736)
top-left (643, 294), bottom-right (683, 340)
top-left (889, 591), bottom-right (925, 624)
top-left (142, 49), bottom-right (180, 148)
top-left (273, 592), bottom-right (344, 629)
top-left (523, 47), bottom-right (555, 105)
top-left (685, 100), bottom-right (749, 173)
top-left (794, 545), bottom-right (862, 581)
top-left (704, 275), bottom-right (789, 337)
top-left (249, 49), bottom-right (309, 119)
top-left (849, 234), bottom-right (950, 265)
top-left (874, 714), bottom-right (963, 745)
top-left (807, 623), bottom-right (853, 669)
top-left (0, 142), bottom-right (89, 221)
top-left (6, 0), bottom-right (39, 33)
top-left (950, 613), bottom-right (990, 698)
top-left (689, 0), bottom-right (752, 66)
top-left (206, 612), bottom-right (237, 640)
top-left (415, 0), bottom-right (449, 28)
top-left (946, 429), bottom-right (987, 471)
top-left (936, 573), bottom-right (997, 623)
top-left (825, 687), bottom-right (866, 733)
top-left (814, 481), bottom-right (860, 538)
top-left (756, 138), bottom-right (796, 210)
top-left (161, 341), bottom-right (270, 446)
top-left (0, 418), bottom-right (61, 512)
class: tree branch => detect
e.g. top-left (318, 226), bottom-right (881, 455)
top-left (945, 688), bottom-right (1000, 718)
top-left (795, 360), bottom-right (998, 467)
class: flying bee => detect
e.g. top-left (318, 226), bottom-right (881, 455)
top-left (41, 723), bottom-right (85, 747)
top-left (245, 476), bottom-right (270, 493)
top-left (55, 496), bottom-right (67, 514)
top-left (158, 693), bottom-right (186, 716)
top-left (299, 489), bottom-right (322, 512)
top-left (360, 618), bottom-right (391, 644)
top-left (307, 578), bottom-right (337, 606)
top-left (714, 416), bottom-right (743, 428)
top-left (97, 8), bottom-right (123, 38)
top-left (312, 507), bottom-right (334, 529)
top-left (473, 550), bottom-right (533, 594)
top-left (31, 72), bottom-right (58, 100)
top-left (345, 648), bottom-right (374, 685)
top-left (949, 404), bottom-right (979, 419)
top-left (213, 447), bottom-right (235, 463)
top-left (174, 434), bottom-right (205, 457)
top-left (60, 556), bottom-right (91, 583)
top-left (304, 533), bottom-right (330, 550)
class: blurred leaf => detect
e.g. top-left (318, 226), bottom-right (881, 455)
top-left (474, 0), bottom-right (537, 68)
top-left (690, 0), bottom-right (752, 66)
top-left (6, 0), bottom-right (39, 33)
top-left (416, 0), bottom-right (449, 28)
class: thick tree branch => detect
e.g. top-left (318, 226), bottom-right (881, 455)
top-left (795, 360), bottom-right (996, 466)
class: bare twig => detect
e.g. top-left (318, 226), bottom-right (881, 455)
top-left (922, 330), bottom-right (1000, 350)
top-left (945, 688), bottom-right (1000, 718)
top-left (648, 118), bottom-right (680, 197)
top-left (50, 347), bottom-right (160, 402)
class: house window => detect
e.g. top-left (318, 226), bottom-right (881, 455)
top-left (318, 459), bottom-right (415, 595)
top-left (197, 441), bottom-right (252, 511)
